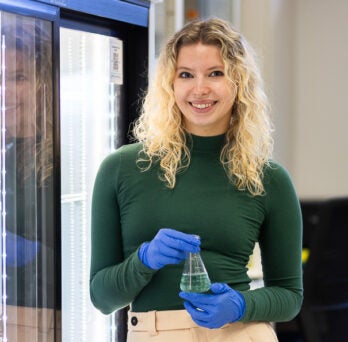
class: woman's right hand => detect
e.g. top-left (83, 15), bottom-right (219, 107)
top-left (6, 231), bottom-right (41, 267)
top-left (138, 228), bottom-right (200, 270)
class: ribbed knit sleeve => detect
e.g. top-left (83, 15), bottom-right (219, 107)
top-left (241, 162), bottom-right (303, 322)
top-left (89, 148), bottom-right (156, 314)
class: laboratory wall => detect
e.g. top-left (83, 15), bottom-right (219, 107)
top-left (239, 0), bottom-right (348, 199)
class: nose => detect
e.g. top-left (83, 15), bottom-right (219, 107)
top-left (193, 76), bottom-right (209, 96)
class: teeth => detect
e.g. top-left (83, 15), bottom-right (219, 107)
top-left (192, 103), bottom-right (212, 109)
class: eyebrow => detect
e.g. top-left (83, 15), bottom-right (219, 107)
top-left (176, 65), bottom-right (224, 71)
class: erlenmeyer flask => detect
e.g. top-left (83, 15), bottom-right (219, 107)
top-left (180, 252), bottom-right (211, 293)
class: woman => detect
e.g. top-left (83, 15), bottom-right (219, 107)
top-left (90, 18), bottom-right (303, 341)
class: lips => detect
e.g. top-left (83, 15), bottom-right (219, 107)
top-left (190, 101), bottom-right (216, 110)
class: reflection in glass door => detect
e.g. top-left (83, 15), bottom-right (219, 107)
top-left (0, 10), bottom-right (56, 342)
top-left (60, 27), bottom-right (123, 341)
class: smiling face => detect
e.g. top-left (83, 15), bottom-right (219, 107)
top-left (173, 43), bottom-right (237, 136)
top-left (5, 48), bottom-right (36, 138)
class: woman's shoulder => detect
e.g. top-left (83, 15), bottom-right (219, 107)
top-left (263, 160), bottom-right (295, 190)
top-left (117, 142), bottom-right (143, 157)
top-left (264, 159), bottom-right (289, 174)
top-left (97, 142), bottom-right (143, 171)
top-left (262, 160), bottom-right (301, 217)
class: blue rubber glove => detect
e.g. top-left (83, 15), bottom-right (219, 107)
top-left (138, 228), bottom-right (200, 270)
top-left (6, 231), bottom-right (41, 267)
top-left (179, 283), bottom-right (246, 329)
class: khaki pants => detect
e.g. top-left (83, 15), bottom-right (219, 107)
top-left (0, 305), bottom-right (61, 342)
top-left (127, 310), bottom-right (278, 342)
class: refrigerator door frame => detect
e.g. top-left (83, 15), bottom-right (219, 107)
top-left (58, 11), bottom-right (147, 342)
top-left (0, 0), bottom-right (58, 20)
top-left (32, 0), bottom-right (149, 27)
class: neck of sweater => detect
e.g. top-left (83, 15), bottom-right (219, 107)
top-left (187, 133), bottom-right (226, 153)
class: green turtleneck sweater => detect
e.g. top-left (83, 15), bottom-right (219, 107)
top-left (89, 134), bottom-right (303, 322)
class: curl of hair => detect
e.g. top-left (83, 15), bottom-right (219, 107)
top-left (133, 17), bottom-right (273, 196)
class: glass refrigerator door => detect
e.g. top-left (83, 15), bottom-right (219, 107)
top-left (60, 27), bottom-right (124, 341)
top-left (0, 10), bottom-right (57, 342)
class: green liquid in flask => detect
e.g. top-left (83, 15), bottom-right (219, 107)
top-left (180, 251), bottom-right (211, 293)
top-left (180, 272), bottom-right (211, 293)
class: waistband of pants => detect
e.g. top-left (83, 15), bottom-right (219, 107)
top-left (128, 310), bottom-right (197, 332)
top-left (128, 310), bottom-right (243, 335)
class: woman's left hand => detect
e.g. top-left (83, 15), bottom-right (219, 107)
top-left (179, 283), bottom-right (246, 329)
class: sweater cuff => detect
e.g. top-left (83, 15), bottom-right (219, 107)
top-left (238, 290), bottom-right (254, 322)
top-left (133, 245), bottom-right (158, 275)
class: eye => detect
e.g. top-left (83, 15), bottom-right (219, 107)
top-left (178, 71), bottom-right (193, 79)
top-left (16, 73), bottom-right (28, 82)
top-left (210, 70), bottom-right (224, 77)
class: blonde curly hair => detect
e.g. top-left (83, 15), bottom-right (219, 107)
top-left (133, 17), bottom-right (273, 196)
top-left (3, 17), bottom-right (53, 183)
